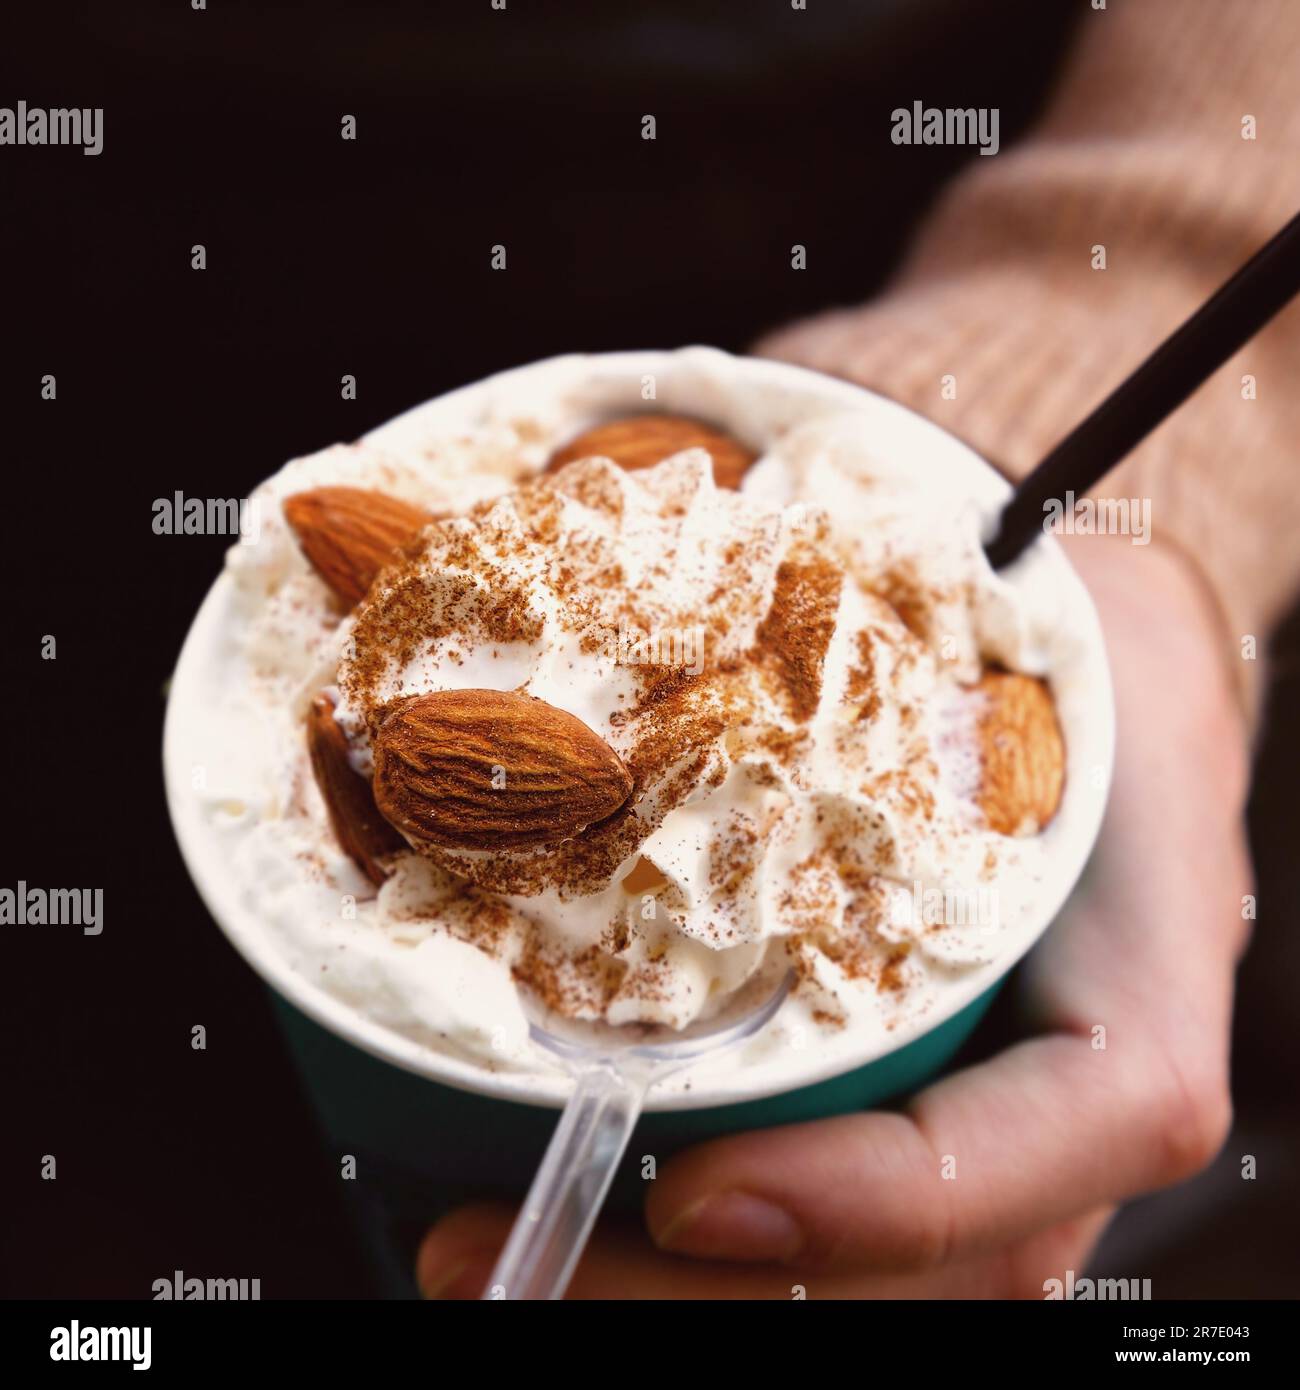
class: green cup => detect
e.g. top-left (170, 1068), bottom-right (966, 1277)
top-left (270, 979), bottom-right (1003, 1295)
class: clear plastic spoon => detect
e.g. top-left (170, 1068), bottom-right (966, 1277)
top-left (482, 966), bottom-right (793, 1301)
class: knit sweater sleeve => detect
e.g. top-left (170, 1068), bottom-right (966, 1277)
top-left (756, 0), bottom-right (1300, 721)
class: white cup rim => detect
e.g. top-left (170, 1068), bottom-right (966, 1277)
top-left (163, 348), bottom-right (1115, 1112)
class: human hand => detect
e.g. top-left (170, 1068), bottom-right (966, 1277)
top-left (417, 536), bottom-right (1252, 1299)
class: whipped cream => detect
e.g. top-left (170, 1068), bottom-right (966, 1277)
top-left (180, 349), bottom-right (1109, 1103)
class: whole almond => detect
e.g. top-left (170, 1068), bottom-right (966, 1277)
top-left (307, 694), bottom-right (407, 884)
top-left (547, 415), bottom-right (757, 490)
top-left (972, 671), bottom-right (1066, 836)
top-left (284, 487), bottom-right (433, 607)
top-left (372, 689), bottom-right (633, 851)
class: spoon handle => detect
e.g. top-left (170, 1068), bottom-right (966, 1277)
top-left (483, 1060), bottom-right (647, 1300)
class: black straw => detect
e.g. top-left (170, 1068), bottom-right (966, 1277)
top-left (984, 208), bottom-right (1300, 569)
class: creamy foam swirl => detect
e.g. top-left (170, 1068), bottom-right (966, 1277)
top-left (324, 444), bottom-right (1033, 1030)
top-left (203, 350), bottom-right (1105, 1098)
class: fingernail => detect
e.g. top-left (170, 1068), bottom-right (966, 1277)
top-left (655, 1191), bottom-right (804, 1262)
top-left (417, 1258), bottom-right (491, 1300)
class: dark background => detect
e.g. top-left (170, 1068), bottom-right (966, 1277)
top-left (2, 0), bottom-right (1295, 1298)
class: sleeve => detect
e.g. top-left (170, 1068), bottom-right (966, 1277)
top-left (756, 0), bottom-right (1300, 723)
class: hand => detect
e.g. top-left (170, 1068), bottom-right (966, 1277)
top-left (417, 536), bottom-right (1253, 1299)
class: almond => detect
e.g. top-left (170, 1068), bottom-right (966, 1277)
top-left (307, 695), bottom-right (408, 884)
top-left (547, 414), bottom-right (757, 490)
top-left (284, 487), bottom-right (433, 607)
top-left (973, 671), bottom-right (1066, 836)
top-left (372, 689), bottom-right (633, 851)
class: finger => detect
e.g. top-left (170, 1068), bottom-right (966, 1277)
top-left (416, 1202), bottom-right (1114, 1300)
top-left (415, 1202), bottom-right (812, 1299)
top-left (985, 1204), bottom-right (1115, 1300)
top-left (646, 1025), bottom-right (1222, 1272)
top-left (903, 1203), bottom-right (1114, 1300)
top-left (415, 1202), bottom-right (512, 1299)
top-left (423, 1206), bottom-right (814, 1300)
